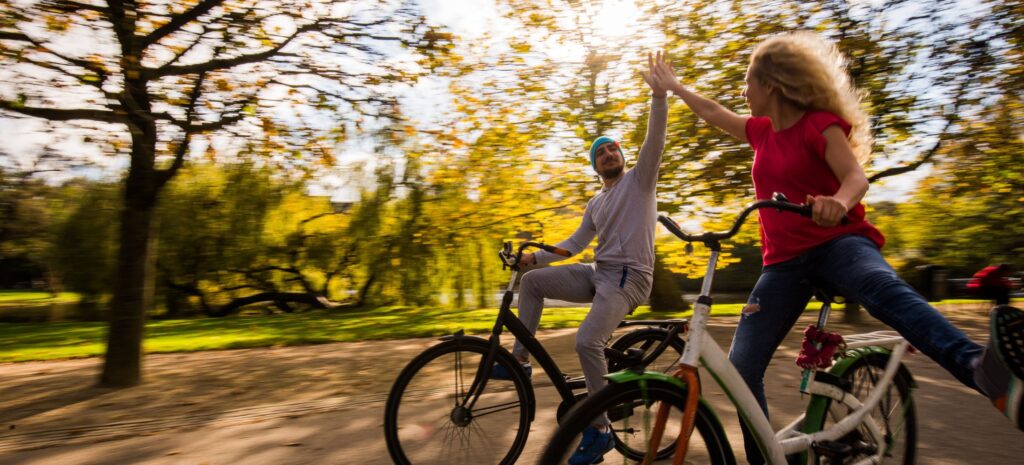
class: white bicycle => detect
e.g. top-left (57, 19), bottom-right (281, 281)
top-left (540, 196), bottom-right (916, 465)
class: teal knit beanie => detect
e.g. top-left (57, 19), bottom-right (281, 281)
top-left (589, 136), bottom-right (622, 170)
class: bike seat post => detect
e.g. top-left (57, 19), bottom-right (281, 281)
top-left (816, 299), bottom-right (832, 333)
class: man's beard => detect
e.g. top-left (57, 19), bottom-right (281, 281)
top-left (600, 164), bottom-right (623, 179)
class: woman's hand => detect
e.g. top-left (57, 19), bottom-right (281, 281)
top-left (806, 195), bottom-right (848, 227)
top-left (642, 51), bottom-right (673, 97)
top-left (644, 51), bottom-right (685, 96)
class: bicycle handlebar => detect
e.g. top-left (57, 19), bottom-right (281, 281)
top-left (499, 241), bottom-right (573, 270)
top-left (518, 241), bottom-right (573, 258)
top-left (658, 196), bottom-right (847, 245)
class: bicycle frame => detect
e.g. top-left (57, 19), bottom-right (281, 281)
top-left (646, 199), bottom-right (913, 465)
top-left (459, 252), bottom-right (581, 418)
top-left (460, 241), bottom-right (689, 423)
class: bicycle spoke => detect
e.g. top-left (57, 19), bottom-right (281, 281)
top-left (472, 400), bottom-right (524, 418)
top-left (386, 342), bottom-right (529, 465)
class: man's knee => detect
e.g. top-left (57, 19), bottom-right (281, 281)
top-left (575, 333), bottom-right (604, 356)
top-left (520, 270), bottom-right (543, 294)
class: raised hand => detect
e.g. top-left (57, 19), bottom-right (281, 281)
top-left (642, 51), bottom-right (670, 97)
top-left (644, 51), bottom-right (685, 97)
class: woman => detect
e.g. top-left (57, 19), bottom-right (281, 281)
top-left (645, 32), bottom-right (1024, 464)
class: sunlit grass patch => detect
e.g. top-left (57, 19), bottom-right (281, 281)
top-left (0, 300), bottom-right (846, 362)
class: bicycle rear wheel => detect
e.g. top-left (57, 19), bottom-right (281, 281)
top-left (807, 352), bottom-right (916, 464)
top-left (540, 379), bottom-right (734, 465)
top-left (384, 338), bottom-right (532, 465)
top-left (610, 328), bottom-right (686, 374)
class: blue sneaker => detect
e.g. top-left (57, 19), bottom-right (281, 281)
top-left (568, 425), bottom-right (614, 465)
top-left (490, 362), bottom-right (532, 381)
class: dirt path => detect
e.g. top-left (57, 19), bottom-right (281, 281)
top-left (0, 306), bottom-right (1022, 464)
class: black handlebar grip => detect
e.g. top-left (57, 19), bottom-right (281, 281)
top-left (542, 245), bottom-right (573, 257)
top-left (657, 215), bottom-right (680, 231)
top-left (799, 204), bottom-right (851, 225)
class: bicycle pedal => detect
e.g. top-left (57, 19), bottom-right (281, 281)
top-left (812, 440), bottom-right (852, 461)
top-left (851, 441), bottom-right (877, 456)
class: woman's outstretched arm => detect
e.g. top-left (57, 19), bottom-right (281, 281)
top-left (648, 53), bottom-right (749, 142)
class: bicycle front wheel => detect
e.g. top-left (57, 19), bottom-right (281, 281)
top-left (807, 352), bottom-right (916, 464)
top-left (384, 338), bottom-right (532, 465)
top-left (540, 378), bottom-right (735, 465)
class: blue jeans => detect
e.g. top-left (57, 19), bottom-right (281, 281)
top-left (729, 234), bottom-right (984, 464)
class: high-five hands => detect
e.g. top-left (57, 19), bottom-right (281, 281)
top-left (642, 51), bottom-right (672, 98)
top-left (643, 51), bottom-right (685, 97)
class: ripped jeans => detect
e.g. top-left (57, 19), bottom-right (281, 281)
top-left (728, 234), bottom-right (983, 464)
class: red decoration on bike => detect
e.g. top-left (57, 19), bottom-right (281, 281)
top-left (796, 324), bottom-right (845, 369)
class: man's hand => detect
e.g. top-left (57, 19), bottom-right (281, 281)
top-left (519, 253), bottom-right (537, 267)
top-left (644, 51), bottom-right (684, 97)
top-left (806, 195), bottom-right (848, 227)
top-left (642, 51), bottom-right (671, 97)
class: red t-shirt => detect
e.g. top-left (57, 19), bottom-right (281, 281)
top-left (967, 266), bottom-right (1012, 290)
top-left (746, 110), bottom-right (885, 266)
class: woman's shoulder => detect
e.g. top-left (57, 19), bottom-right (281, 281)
top-left (803, 110), bottom-right (851, 135)
top-left (745, 116), bottom-right (774, 147)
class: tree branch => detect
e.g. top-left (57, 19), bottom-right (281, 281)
top-left (148, 20), bottom-right (320, 78)
top-left (184, 114), bottom-right (247, 132)
top-left (0, 31), bottom-right (31, 42)
top-left (0, 101), bottom-right (125, 123)
top-left (41, 0), bottom-right (110, 15)
top-left (867, 77), bottom-right (969, 183)
top-left (868, 119), bottom-right (950, 183)
top-left (156, 71), bottom-right (207, 188)
top-left (139, 0), bottom-right (225, 49)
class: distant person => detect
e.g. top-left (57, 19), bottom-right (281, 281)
top-left (969, 264), bottom-right (1015, 306)
top-left (647, 31), bottom-right (1024, 463)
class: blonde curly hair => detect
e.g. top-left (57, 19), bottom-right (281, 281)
top-left (750, 31), bottom-right (873, 164)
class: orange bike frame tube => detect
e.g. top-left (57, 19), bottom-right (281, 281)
top-left (673, 366), bottom-right (701, 465)
top-left (640, 365), bottom-right (702, 465)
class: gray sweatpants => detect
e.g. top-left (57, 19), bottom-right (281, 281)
top-left (512, 263), bottom-right (652, 424)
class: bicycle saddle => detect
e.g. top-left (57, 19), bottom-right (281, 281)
top-left (810, 281), bottom-right (847, 305)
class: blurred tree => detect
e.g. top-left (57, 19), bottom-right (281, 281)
top-left (888, 97), bottom-right (1023, 274)
top-left (0, 0), bottom-right (452, 386)
top-left (0, 169), bottom-right (63, 293)
top-left (52, 180), bottom-right (120, 315)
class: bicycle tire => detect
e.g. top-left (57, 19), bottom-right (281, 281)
top-left (539, 378), bottom-right (735, 465)
top-left (384, 338), bottom-right (532, 465)
top-left (806, 352), bottom-right (916, 464)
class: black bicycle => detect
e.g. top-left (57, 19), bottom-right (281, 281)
top-left (383, 241), bottom-right (690, 465)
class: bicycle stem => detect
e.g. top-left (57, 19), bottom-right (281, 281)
top-left (678, 250), bottom-right (720, 369)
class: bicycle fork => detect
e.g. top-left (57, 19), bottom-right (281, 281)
top-left (642, 364), bottom-right (702, 465)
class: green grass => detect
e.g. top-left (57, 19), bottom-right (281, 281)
top-left (0, 296), bottom-right (1007, 363)
top-left (0, 291), bottom-right (80, 306)
top-left (0, 303), bottom-right (749, 363)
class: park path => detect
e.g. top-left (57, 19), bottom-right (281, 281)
top-left (1, 306), bottom-right (1022, 464)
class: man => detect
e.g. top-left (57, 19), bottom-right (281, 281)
top-left (491, 53), bottom-right (671, 465)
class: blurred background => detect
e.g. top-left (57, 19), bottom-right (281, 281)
top-left (0, 0), bottom-right (1020, 386)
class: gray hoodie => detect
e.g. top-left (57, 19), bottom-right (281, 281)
top-left (534, 96), bottom-right (668, 277)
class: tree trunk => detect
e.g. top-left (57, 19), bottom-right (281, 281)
top-left (100, 114), bottom-right (160, 387)
top-left (100, 198), bottom-right (156, 387)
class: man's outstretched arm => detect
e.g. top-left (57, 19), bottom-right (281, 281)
top-left (634, 52), bottom-right (671, 190)
top-left (530, 206), bottom-right (597, 266)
